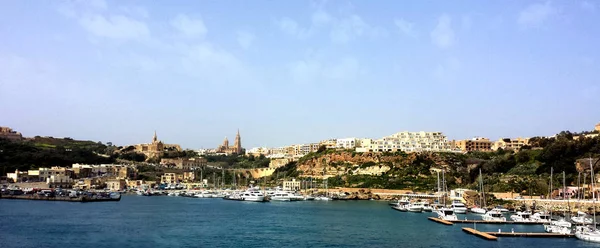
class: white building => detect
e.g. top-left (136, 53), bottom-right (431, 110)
top-left (336, 138), bottom-right (359, 149)
top-left (356, 131), bottom-right (451, 153)
top-left (283, 178), bottom-right (301, 191)
top-left (246, 147), bottom-right (270, 156)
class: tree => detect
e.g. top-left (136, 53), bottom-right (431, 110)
top-left (317, 145), bottom-right (327, 153)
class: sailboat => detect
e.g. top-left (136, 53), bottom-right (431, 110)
top-left (544, 171), bottom-right (573, 234)
top-left (315, 174), bottom-right (331, 201)
top-left (435, 170), bottom-right (458, 221)
top-left (575, 157), bottom-right (600, 242)
top-left (471, 168), bottom-right (487, 214)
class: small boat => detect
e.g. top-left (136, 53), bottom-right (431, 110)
top-left (470, 206), bottom-right (487, 214)
top-left (241, 190), bottom-right (267, 202)
top-left (572, 211), bottom-right (594, 225)
top-left (451, 200), bottom-right (467, 214)
top-left (422, 202), bottom-right (433, 212)
top-left (304, 195), bottom-right (315, 201)
top-left (392, 204), bottom-right (408, 212)
top-left (406, 202), bottom-right (424, 213)
top-left (545, 218), bottom-right (572, 234)
top-left (271, 192), bottom-right (293, 202)
top-left (510, 211), bottom-right (534, 222)
top-left (436, 207), bottom-right (457, 221)
top-left (493, 205), bottom-right (510, 213)
top-left (482, 210), bottom-right (506, 222)
top-left (532, 212), bottom-right (552, 223)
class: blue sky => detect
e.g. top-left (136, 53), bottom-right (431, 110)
top-left (1, 0), bottom-right (599, 149)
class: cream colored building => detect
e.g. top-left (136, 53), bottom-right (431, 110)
top-left (246, 147), bottom-right (270, 157)
top-left (356, 131), bottom-right (451, 153)
top-left (451, 137), bottom-right (492, 152)
top-left (319, 139), bottom-right (338, 149)
top-left (106, 179), bottom-right (126, 191)
top-left (161, 173), bottom-right (178, 184)
top-left (492, 137), bottom-right (530, 151)
top-left (283, 178), bottom-right (301, 191)
top-left (336, 138), bottom-right (360, 149)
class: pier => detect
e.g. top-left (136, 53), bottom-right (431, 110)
top-left (484, 231), bottom-right (574, 238)
top-left (450, 219), bottom-right (544, 225)
top-left (427, 217), bottom-right (454, 225)
top-left (0, 194), bottom-right (120, 202)
top-left (462, 227), bottom-right (498, 240)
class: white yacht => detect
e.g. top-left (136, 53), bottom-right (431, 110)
top-left (545, 218), bottom-right (572, 234)
top-left (532, 212), bottom-right (552, 223)
top-left (470, 206), bottom-right (487, 214)
top-left (270, 192), bottom-right (293, 202)
top-left (436, 207), bottom-right (458, 221)
top-left (493, 205), bottom-right (510, 213)
top-left (451, 200), bottom-right (467, 214)
top-left (392, 204), bottom-right (408, 212)
top-left (482, 210), bottom-right (506, 222)
top-left (315, 196), bottom-right (331, 201)
top-left (290, 192), bottom-right (305, 201)
top-left (241, 190), bottom-right (266, 202)
top-left (406, 202), bottom-right (424, 213)
top-left (572, 211), bottom-right (593, 225)
top-left (510, 211), bottom-right (534, 222)
top-left (422, 202), bottom-right (433, 212)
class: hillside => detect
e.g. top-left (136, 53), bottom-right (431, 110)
top-left (276, 131), bottom-right (600, 193)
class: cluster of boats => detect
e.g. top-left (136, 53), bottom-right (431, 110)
top-left (136, 187), bottom-right (334, 203)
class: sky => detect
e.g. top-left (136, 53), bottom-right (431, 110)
top-left (1, 0), bottom-right (599, 149)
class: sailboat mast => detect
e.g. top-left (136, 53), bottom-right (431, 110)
top-left (480, 168), bottom-right (486, 208)
top-left (589, 157), bottom-right (596, 230)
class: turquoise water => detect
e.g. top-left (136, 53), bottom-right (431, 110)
top-left (0, 196), bottom-right (596, 247)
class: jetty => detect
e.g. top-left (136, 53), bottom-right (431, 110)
top-left (462, 227), bottom-right (498, 240)
top-left (0, 194), bottom-right (121, 202)
top-left (450, 219), bottom-right (544, 225)
top-left (484, 231), bottom-right (574, 238)
top-left (428, 217), bottom-right (454, 225)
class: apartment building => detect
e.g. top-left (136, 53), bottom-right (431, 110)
top-left (283, 178), bottom-right (301, 191)
top-left (492, 137), bottom-right (530, 151)
top-left (451, 137), bottom-right (492, 152)
top-left (336, 138), bottom-right (360, 149)
top-left (356, 131), bottom-right (451, 153)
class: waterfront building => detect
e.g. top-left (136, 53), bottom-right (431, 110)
top-left (0, 126), bottom-right (23, 141)
top-left (355, 131), bottom-right (451, 153)
top-left (216, 129), bottom-right (244, 155)
top-left (283, 178), bottom-right (301, 191)
top-left (6, 170), bottom-right (29, 183)
top-left (47, 174), bottom-right (73, 188)
top-left (106, 179), bottom-right (126, 191)
top-left (160, 157), bottom-right (207, 170)
top-left (451, 137), bottom-right (492, 152)
top-left (161, 173), bottom-right (178, 184)
top-left (492, 137), bottom-right (530, 151)
top-left (336, 138), bottom-right (360, 149)
top-left (132, 131), bottom-right (182, 160)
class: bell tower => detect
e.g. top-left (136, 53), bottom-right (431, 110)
top-left (234, 129), bottom-right (242, 154)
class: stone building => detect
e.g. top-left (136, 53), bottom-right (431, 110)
top-left (451, 137), bottom-right (492, 152)
top-left (133, 131), bottom-right (182, 160)
top-left (283, 178), bottom-right (301, 191)
top-left (0, 126), bottom-right (23, 141)
top-left (106, 179), bottom-right (126, 191)
top-left (492, 137), bottom-right (530, 151)
top-left (216, 129), bottom-right (243, 155)
top-left (160, 157), bottom-right (207, 170)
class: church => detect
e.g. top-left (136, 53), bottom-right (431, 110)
top-left (216, 129), bottom-right (244, 155)
top-left (134, 131), bottom-right (182, 159)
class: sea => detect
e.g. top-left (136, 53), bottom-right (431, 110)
top-left (0, 196), bottom-right (598, 248)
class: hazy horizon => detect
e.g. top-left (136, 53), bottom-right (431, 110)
top-left (1, 1), bottom-right (599, 149)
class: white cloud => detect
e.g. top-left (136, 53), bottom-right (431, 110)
top-left (581, 1), bottom-right (596, 12)
top-left (277, 17), bottom-right (311, 39)
top-left (79, 14), bottom-right (150, 41)
top-left (433, 57), bottom-right (461, 82)
top-left (430, 14), bottom-right (454, 49)
top-left (288, 56), bottom-right (363, 84)
top-left (278, 10), bottom-right (385, 44)
top-left (330, 15), bottom-right (386, 44)
top-left (518, 1), bottom-right (557, 29)
top-left (394, 18), bottom-right (416, 37)
top-left (236, 31), bottom-right (255, 50)
top-left (171, 14), bottom-right (207, 38)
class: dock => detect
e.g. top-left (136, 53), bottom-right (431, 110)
top-left (450, 219), bottom-right (544, 225)
top-left (0, 194), bottom-right (120, 202)
top-left (485, 232), bottom-right (574, 238)
top-left (462, 227), bottom-right (498, 240)
top-left (428, 217), bottom-right (454, 225)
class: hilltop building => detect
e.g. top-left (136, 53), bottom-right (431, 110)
top-left (451, 137), bottom-right (493, 152)
top-left (492, 137), bottom-right (530, 151)
top-left (0, 126), bottom-right (23, 141)
top-left (216, 129), bottom-right (243, 155)
top-left (355, 131), bottom-right (451, 153)
top-left (133, 131), bottom-right (182, 160)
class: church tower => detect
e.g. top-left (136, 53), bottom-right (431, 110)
top-left (234, 129), bottom-right (242, 154)
top-left (152, 131), bottom-right (158, 143)
top-left (222, 137), bottom-right (229, 148)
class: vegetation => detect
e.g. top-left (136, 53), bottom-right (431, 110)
top-left (204, 154), bottom-right (270, 169)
